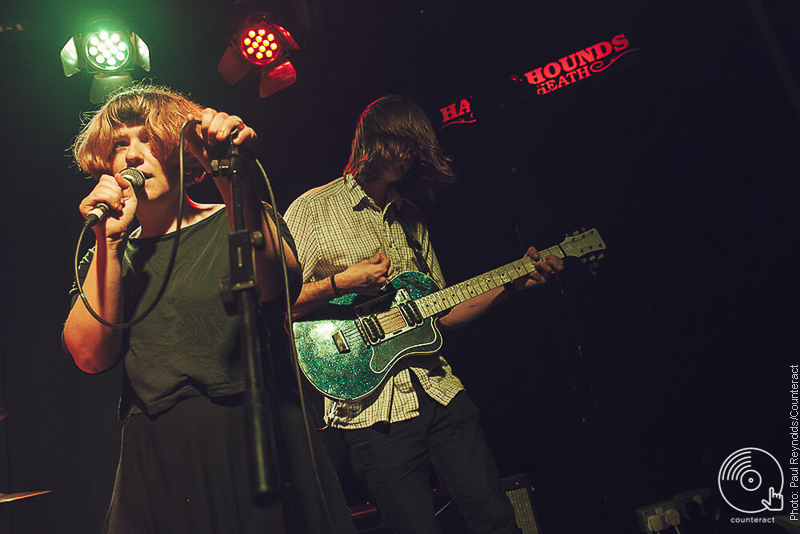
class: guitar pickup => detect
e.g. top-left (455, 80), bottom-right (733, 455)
top-left (359, 316), bottom-right (385, 343)
top-left (398, 301), bottom-right (422, 326)
top-left (332, 330), bottom-right (350, 353)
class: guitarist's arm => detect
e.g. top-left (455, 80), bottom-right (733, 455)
top-left (290, 253), bottom-right (394, 319)
top-left (438, 247), bottom-right (563, 332)
top-left (437, 285), bottom-right (508, 332)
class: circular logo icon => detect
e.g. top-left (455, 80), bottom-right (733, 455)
top-left (718, 447), bottom-right (784, 513)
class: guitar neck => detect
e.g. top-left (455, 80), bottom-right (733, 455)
top-left (415, 244), bottom-right (564, 318)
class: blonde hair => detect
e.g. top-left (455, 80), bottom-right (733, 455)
top-left (72, 84), bottom-right (205, 182)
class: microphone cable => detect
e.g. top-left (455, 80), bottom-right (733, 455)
top-left (254, 157), bottom-right (338, 534)
top-left (72, 120), bottom-right (194, 329)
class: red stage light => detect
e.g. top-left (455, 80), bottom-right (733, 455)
top-left (218, 12), bottom-right (299, 98)
top-left (239, 23), bottom-right (282, 66)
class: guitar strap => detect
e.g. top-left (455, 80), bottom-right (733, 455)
top-left (393, 204), bottom-right (431, 276)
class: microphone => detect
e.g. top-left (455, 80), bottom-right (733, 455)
top-left (85, 168), bottom-right (146, 227)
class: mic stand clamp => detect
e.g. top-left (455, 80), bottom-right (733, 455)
top-left (212, 145), bottom-right (283, 503)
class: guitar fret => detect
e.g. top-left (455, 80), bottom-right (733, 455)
top-left (454, 285), bottom-right (476, 301)
top-left (446, 290), bottom-right (459, 307)
top-left (539, 246), bottom-right (560, 259)
top-left (417, 256), bottom-right (538, 319)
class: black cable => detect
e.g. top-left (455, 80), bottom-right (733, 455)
top-left (254, 158), bottom-right (338, 533)
top-left (72, 120), bottom-right (195, 329)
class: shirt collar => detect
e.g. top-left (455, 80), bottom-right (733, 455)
top-left (344, 174), bottom-right (403, 215)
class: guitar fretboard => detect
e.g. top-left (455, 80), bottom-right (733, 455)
top-left (414, 245), bottom-right (564, 319)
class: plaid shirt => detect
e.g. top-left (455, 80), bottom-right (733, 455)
top-left (284, 175), bottom-right (465, 428)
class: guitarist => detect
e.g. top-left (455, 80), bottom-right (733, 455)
top-left (284, 94), bottom-right (563, 534)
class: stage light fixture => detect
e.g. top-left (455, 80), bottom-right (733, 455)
top-left (60, 24), bottom-right (150, 104)
top-left (218, 12), bottom-right (299, 98)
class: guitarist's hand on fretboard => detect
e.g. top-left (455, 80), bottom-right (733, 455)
top-left (506, 246), bottom-right (564, 293)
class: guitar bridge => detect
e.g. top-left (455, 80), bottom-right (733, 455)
top-left (331, 330), bottom-right (350, 353)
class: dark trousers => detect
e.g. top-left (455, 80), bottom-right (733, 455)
top-left (342, 385), bottom-right (517, 534)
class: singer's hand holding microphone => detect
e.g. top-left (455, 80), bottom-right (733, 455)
top-left (81, 168), bottom-right (145, 230)
top-left (186, 109), bottom-right (257, 170)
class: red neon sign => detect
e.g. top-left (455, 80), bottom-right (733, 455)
top-left (522, 34), bottom-right (637, 95)
top-left (439, 97), bottom-right (476, 130)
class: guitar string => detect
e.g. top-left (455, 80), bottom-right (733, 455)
top-left (335, 255), bottom-right (544, 344)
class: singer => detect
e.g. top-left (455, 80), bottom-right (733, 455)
top-left (62, 85), bottom-right (356, 534)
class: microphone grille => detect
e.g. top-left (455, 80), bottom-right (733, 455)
top-left (119, 168), bottom-right (146, 192)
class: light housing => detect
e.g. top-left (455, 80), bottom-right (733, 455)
top-left (60, 25), bottom-right (150, 104)
top-left (218, 12), bottom-right (299, 98)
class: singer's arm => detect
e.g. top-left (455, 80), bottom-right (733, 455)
top-left (64, 173), bottom-right (135, 373)
top-left (63, 236), bottom-right (125, 373)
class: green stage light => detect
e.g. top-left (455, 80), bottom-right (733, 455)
top-left (61, 24), bottom-right (150, 104)
top-left (85, 31), bottom-right (131, 71)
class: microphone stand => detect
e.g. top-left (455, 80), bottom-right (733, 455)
top-left (212, 143), bottom-right (287, 510)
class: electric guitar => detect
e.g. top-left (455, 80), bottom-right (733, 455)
top-left (293, 229), bottom-right (606, 400)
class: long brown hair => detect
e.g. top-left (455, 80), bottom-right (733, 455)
top-left (72, 84), bottom-right (205, 182)
top-left (344, 95), bottom-right (456, 199)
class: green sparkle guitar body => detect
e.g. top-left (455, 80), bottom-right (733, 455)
top-left (293, 229), bottom-right (606, 401)
top-left (294, 272), bottom-right (442, 401)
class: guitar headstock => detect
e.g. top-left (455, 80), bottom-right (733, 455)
top-left (559, 228), bottom-right (606, 266)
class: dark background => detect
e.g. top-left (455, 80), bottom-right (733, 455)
top-left (0, 0), bottom-right (797, 533)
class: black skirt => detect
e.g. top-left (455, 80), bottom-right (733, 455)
top-left (103, 394), bottom-right (356, 534)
